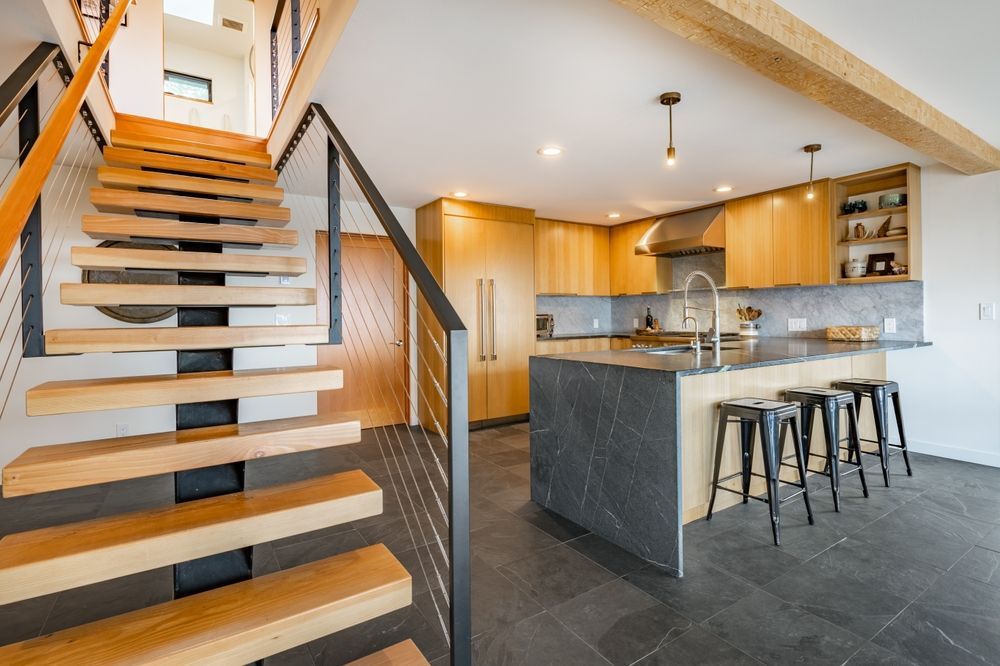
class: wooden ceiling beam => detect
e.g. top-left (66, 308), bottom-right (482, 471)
top-left (612, 0), bottom-right (1000, 174)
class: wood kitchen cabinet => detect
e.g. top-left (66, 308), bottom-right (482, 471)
top-left (416, 198), bottom-right (535, 425)
top-left (609, 219), bottom-right (658, 295)
top-left (535, 337), bottom-right (611, 355)
top-left (725, 181), bottom-right (831, 289)
top-left (535, 218), bottom-right (610, 295)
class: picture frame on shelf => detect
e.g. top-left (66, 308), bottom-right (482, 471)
top-left (866, 252), bottom-right (896, 276)
top-left (80, 0), bottom-right (128, 26)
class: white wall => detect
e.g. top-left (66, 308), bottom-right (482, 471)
top-left (163, 41), bottom-right (248, 132)
top-left (888, 164), bottom-right (1000, 467)
top-left (109, 0), bottom-right (164, 118)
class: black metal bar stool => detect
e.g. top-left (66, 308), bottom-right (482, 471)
top-left (784, 387), bottom-right (870, 511)
top-left (707, 398), bottom-right (814, 546)
top-left (833, 379), bottom-right (913, 487)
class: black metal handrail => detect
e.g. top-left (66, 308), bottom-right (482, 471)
top-left (276, 102), bottom-right (471, 665)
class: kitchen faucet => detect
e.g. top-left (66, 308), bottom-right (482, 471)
top-left (682, 270), bottom-right (721, 345)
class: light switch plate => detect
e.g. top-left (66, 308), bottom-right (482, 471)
top-left (275, 313), bottom-right (290, 326)
top-left (593, 318), bottom-right (600, 329)
top-left (633, 318), bottom-right (639, 329)
top-left (116, 423), bottom-right (129, 438)
top-left (279, 276), bottom-right (291, 285)
top-left (981, 303), bottom-right (997, 321)
top-left (884, 317), bottom-right (897, 334)
top-left (788, 318), bottom-right (807, 332)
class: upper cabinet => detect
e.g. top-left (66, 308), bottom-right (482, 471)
top-left (725, 181), bottom-right (831, 289)
top-left (535, 219), bottom-right (610, 296)
top-left (609, 219), bottom-right (658, 295)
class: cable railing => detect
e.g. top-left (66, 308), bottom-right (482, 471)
top-left (270, 0), bottom-right (320, 118)
top-left (275, 103), bottom-right (471, 664)
top-left (0, 43), bottom-right (109, 416)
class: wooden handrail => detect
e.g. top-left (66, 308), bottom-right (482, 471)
top-left (0, 0), bottom-right (131, 270)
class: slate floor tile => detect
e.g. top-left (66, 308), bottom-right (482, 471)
top-left (853, 502), bottom-right (991, 570)
top-left (551, 579), bottom-right (692, 666)
top-left (705, 589), bottom-right (865, 666)
top-left (684, 527), bottom-right (804, 586)
top-left (472, 611), bottom-right (610, 665)
top-left (498, 543), bottom-right (616, 609)
top-left (42, 568), bottom-right (173, 634)
top-left (949, 546), bottom-right (1000, 587)
top-left (470, 556), bottom-right (543, 638)
top-left (910, 488), bottom-right (1000, 525)
top-left (519, 508), bottom-right (589, 542)
top-left (566, 533), bottom-right (649, 577)
top-left (471, 516), bottom-right (560, 567)
top-left (624, 557), bottom-right (756, 623)
top-left (980, 525), bottom-right (1000, 553)
top-left (272, 529), bottom-right (369, 570)
top-left (764, 537), bottom-right (942, 639)
top-left (873, 572), bottom-right (1000, 665)
top-left (633, 625), bottom-right (761, 665)
top-left (843, 642), bottom-right (918, 665)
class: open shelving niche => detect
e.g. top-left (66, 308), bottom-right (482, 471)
top-left (830, 163), bottom-right (921, 285)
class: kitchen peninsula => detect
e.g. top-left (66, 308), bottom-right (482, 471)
top-left (529, 337), bottom-right (929, 575)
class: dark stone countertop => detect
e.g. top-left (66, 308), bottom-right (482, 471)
top-left (536, 332), bottom-right (633, 341)
top-left (534, 337), bottom-right (931, 376)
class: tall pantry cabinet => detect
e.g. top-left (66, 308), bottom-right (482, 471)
top-left (416, 199), bottom-right (535, 425)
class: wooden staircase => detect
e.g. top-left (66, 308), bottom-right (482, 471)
top-left (0, 117), bottom-right (430, 663)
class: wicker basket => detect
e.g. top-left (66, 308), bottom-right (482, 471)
top-left (826, 325), bottom-right (880, 342)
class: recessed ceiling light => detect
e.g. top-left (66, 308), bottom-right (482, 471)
top-left (452, 191), bottom-right (468, 198)
top-left (714, 185), bottom-right (733, 193)
top-left (537, 146), bottom-right (563, 157)
top-left (607, 212), bottom-right (621, 219)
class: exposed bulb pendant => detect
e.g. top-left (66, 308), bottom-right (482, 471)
top-left (660, 92), bottom-right (682, 167)
top-left (803, 143), bottom-right (821, 200)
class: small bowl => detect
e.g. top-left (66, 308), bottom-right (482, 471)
top-left (879, 193), bottom-right (907, 208)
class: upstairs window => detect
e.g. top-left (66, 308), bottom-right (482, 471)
top-left (164, 70), bottom-right (212, 103)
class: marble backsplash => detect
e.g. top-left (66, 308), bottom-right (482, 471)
top-left (538, 281), bottom-right (924, 340)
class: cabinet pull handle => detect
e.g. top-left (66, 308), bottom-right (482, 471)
top-left (489, 278), bottom-right (498, 361)
top-left (774, 282), bottom-right (801, 287)
top-left (476, 278), bottom-right (486, 362)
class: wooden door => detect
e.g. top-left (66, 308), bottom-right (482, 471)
top-left (485, 218), bottom-right (535, 419)
top-left (773, 183), bottom-right (831, 286)
top-left (610, 220), bottom-right (657, 295)
top-left (725, 194), bottom-right (774, 289)
top-left (316, 232), bottom-right (409, 428)
top-left (442, 215), bottom-right (489, 422)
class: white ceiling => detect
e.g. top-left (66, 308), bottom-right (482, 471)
top-left (311, 0), bottom-right (993, 224)
top-left (164, 0), bottom-right (254, 59)
top-left (774, 0), bottom-right (1000, 147)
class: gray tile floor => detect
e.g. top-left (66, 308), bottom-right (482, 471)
top-left (1, 423), bottom-right (999, 665)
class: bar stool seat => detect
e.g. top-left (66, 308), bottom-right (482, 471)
top-left (707, 397), bottom-right (814, 546)
top-left (834, 378), bottom-right (912, 486)
top-left (785, 387), bottom-right (869, 511)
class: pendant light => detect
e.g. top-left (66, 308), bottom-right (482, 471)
top-left (803, 144), bottom-right (821, 200)
top-left (660, 92), bottom-right (682, 167)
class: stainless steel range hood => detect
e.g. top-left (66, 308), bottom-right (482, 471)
top-left (635, 205), bottom-right (726, 257)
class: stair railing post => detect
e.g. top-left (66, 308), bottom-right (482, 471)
top-left (18, 81), bottom-right (44, 358)
top-left (290, 0), bottom-right (302, 64)
top-left (269, 23), bottom-right (279, 118)
top-left (447, 328), bottom-right (471, 665)
top-left (327, 136), bottom-right (342, 344)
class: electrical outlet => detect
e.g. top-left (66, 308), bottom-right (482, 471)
top-left (116, 423), bottom-right (129, 438)
top-left (593, 318), bottom-right (600, 329)
top-left (981, 302), bottom-right (997, 321)
top-left (787, 318), bottom-right (807, 332)
top-left (279, 276), bottom-right (291, 285)
top-left (883, 317), bottom-right (897, 334)
top-left (275, 313), bottom-right (290, 326)
top-left (633, 318), bottom-right (639, 329)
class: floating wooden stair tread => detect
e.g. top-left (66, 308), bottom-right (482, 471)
top-left (83, 214), bottom-right (298, 246)
top-left (110, 129), bottom-right (273, 167)
top-left (115, 113), bottom-right (268, 153)
top-left (0, 470), bottom-right (381, 604)
top-left (0, 544), bottom-right (411, 665)
top-left (3, 413), bottom-right (360, 496)
top-left (26, 365), bottom-right (344, 416)
top-left (45, 324), bottom-right (329, 354)
top-left (71, 245), bottom-right (306, 276)
top-left (104, 146), bottom-right (278, 184)
top-left (97, 166), bottom-right (284, 203)
top-left (348, 641), bottom-right (431, 666)
top-left (90, 188), bottom-right (291, 226)
top-left (61, 283), bottom-right (315, 307)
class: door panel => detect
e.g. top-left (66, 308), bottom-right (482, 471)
top-left (725, 194), bottom-right (774, 289)
top-left (485, 219), bottom-right (534, 419)
top-left (317, 233), bottom-right (408, 428)
top-left (443, 215), bottom-right (489, 422)
top-left (773, 183), bottom-right (831, 286)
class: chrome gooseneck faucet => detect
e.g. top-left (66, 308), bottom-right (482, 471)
top-left (682, 270), bottom-right (721, 345)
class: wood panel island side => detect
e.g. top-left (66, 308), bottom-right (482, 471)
top-left (528, 337), bottom-right (929, 575)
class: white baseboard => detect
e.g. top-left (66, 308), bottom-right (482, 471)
top-left (909, 438), bottom-right (1000, 468)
